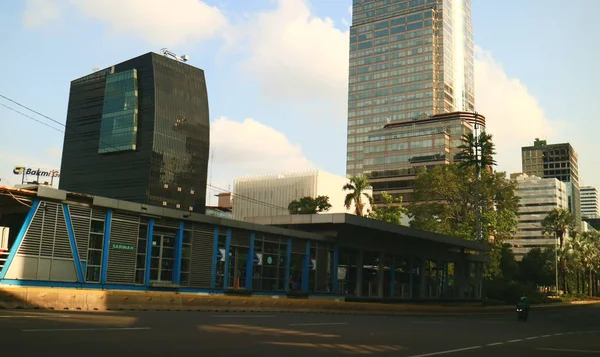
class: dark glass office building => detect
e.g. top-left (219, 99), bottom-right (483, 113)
top-left (59, 52), bottom-right (210, 213)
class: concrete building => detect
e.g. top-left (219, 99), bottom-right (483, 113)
top-left (581, 186), bottom-right (599, 219)
top-left (232, 170), bottom-right (373, 221)
top-left (347, 0), bottom-right (475, 178)
top-left (363, 111), bottom-right (484, 204)
top-left (522, 139), bottom-right (581, 225)
top-left (506, 174), bottom-right (569, 260)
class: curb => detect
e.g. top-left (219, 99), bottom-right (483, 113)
top-left (1, 286), bottom-right (598, 315)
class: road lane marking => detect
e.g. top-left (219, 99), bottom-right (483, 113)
top-left (507, 339), bottom-right (523, 343)
top-left (554, 333), bottom-right (564, 336)
top-left (404, 346), bottom-right (482, 357)
top-left (0, 315), bottom-right (70, 318)
top-left (525, 336), bottom-right (539, 340)
top-left (541, 334), bottom-right (552, 337)
top-left (212, 315), bottom-right (275, 318)
top-left (22, 327), bottom-right (151, 332)
top-left (537, 348), bottom-right (600, 354)
top-left (289, 322), bottom-right (349, 326)
top-left (487, 342), bottom-right (503, 346)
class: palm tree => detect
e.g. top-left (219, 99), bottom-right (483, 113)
top-left (457, 130), bottom-right (497, 172)
top-left (542, 208), bottom-right (577, 293)
top-left (343, 175), bottom-right (373, 217)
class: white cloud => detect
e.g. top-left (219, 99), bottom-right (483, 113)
top-left (22, 0), bottom-right (60, 29)
top-left (65, 0), bottom-right (226, 45)
top-left (474, 47), bottom-right (565, 175)
top-left (231, 0), bottom-right (349, 118)
top-left (206, 116), bottom-right (314, 204)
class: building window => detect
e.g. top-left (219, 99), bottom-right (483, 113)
top-left (86, 219), bottom-right (105, 282)
top-left (98, 69), bottom-right (139, 154)
top-left (135, 224), bottom-right (148, 285)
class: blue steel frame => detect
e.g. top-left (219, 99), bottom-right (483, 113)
top-left (223, 228), bottom-right (231, 289)
top-left (246, 232), bottom-right (255, 289)
top-left (144, 219), bottom-right (155, 286)
top-left (285, 238), bottom-right (292, 291)
top-left (100, 209), bottom-right (112, 284)
top-left (63, 204), bottom-right (84, 283)
top-left (210, 226), bottom-right (219, 289)
top-left (332, 246), bottom-right (339, 293)
top-left (0, 200), bottom-right (40, 279)
top-left (390, 254), bottom-right (396, 298)
top-left (302, 241), bottom-right (310, 292)
top-left (173, 221), bottom-right (184, 284)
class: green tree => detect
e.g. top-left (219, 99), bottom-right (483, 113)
top-left (498, 243), bottom-right (519, 281)
top-left (457, 130), bottom-right (497, 170)
top-left (542, 208), bottom-right (576, 293)
top-left (367, 191), bottom-right (407, 225)
top-left (288, 196), bottom-right (332, 215)
top-left (519, 247), bottom-right (556, 288)
top-left (343, 175), bottom-right (373, 217)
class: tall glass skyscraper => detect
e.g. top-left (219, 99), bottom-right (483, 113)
top-left (346, 0), bottom-right (475, 178)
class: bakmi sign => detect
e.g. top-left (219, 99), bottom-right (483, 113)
top-left (13, 166), bottom-right (60, 178)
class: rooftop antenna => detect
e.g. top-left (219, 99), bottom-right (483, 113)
top-left (92, 67), bottom-right (100, 72)
top-left (160, 48), bottom-right (189, 62)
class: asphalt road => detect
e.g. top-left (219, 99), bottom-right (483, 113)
top-left (0, 305), bottom-right (599, 356)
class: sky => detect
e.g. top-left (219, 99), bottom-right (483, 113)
top-left (0, 0), bottom-right (599, 206)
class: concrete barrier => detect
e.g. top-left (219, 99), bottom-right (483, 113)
top-left (0, 286), bottom-right (597, 314)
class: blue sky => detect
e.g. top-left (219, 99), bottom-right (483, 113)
top-left (0, 0), bottom-right (599, 205)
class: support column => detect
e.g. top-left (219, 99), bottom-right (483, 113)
top-left (100, 209), bottom-right (112, 285)
top-left (378, 252), bottom-right (385, 298)
top-left (246, 232), bottom-right (255, 290)
top-left (210, 226), bottom-right (219, 289)
top-left (356, 250), bottom-right (364, 297)
top-left (419, 259), bottom-right (427, 298)
top-left (390, 255), bottom-right (396, 298)
top-left (144, 219), bottom-right (154, 287)
top-left (285, 238), bottom-right (292, 291)
top-left (63, 204), bottom-right (84, 283)
top-left (409, 255), bottom-right (414, 298)
top-left (0, 200), bottom-right (39, 280)
top-left (302, 241), bottom-right (310, 293)
top-left (223, 228), bottom-right (232, 289)
top-left (173, 221), bottom-right (184, 284)
top-left (332, 246), bottom-right (339, 293)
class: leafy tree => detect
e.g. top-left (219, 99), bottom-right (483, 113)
top-left (542, 208), bottom-right (576, 293)
top-left (498, 243), bottom-right (519, 281)
top-left (343, 175), bottom-right (373, 217)
top-left (408, 165), bottom-right (519, 242)
top-left (288, 196), bottom-right (332, 215)
top-left (367, 191), bottom-right (407, 225)
top-left (519, 247), bottom-right (556, 288)
top-left (408, 131), bottom-right (518, 278)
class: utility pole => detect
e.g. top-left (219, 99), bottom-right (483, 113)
top-left (474, 123), bottom-right (482, 242)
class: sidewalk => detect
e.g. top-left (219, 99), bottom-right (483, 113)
top-left (1, 286), bottom-right (598, 314)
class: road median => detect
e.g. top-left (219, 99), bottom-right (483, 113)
top-left (0, 286), bottom-right (597, 315)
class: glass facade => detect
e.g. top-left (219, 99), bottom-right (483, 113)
top-left (98, 69), bottom-right (139, 154)
top-left (347, 0), bottom-right (474, 177)
top-left (60, 52), bottom-right (210, 213)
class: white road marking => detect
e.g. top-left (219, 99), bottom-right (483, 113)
top-left (211, 315), bottom-right (275, 318)
top-left (507, 339), bottom-right (523, 343)
top-left (525, 336), bottom-right (539, 340)
top-left (537, 347), bottom-right (600, 354)
top-left (554, 333), bottom-right (564, 336)
top-left (412, 321), bottom-right (446, 324)
top-left (487, 342), bottom-right (504, 346)
top-left (22, 327), bottom-right (151, 332)
top-left (541, 334), bottom-right (552, 337)
top-left (289, 322), bottom-right (349, 326)
top-left (404, 346), bottom-right (482, 357)
top-left (0, 315), bottom-right (70, 318)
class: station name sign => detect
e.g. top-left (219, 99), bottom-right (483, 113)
top-left (13, 166), bottom-right (60, 178)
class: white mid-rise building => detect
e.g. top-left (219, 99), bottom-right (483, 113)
top-left (232, 170), bottom-right (373, 221)
top-left (506, 174), bottom-right (569, 260)
top-left (581, 186), bottom-right (600, 219)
